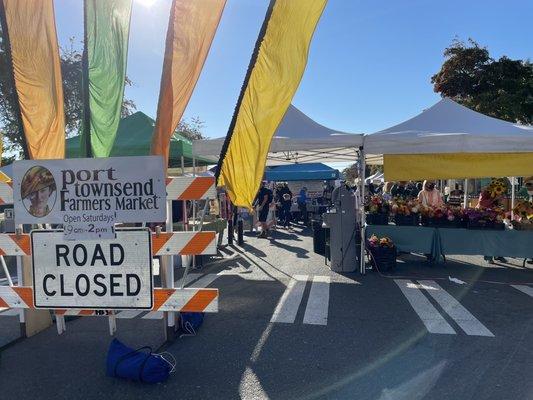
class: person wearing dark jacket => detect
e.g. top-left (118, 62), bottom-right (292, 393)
top-left (253, 181), bottom-right (273, 238)
top-left (277, 183), bottom-right (293, 230)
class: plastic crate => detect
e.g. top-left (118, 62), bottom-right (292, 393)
top-left (368, 244), bottom-right (397, 272)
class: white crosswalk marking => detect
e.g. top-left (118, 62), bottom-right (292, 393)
top-left (418, 280), bottom-right (494, 337)
top-left (303, 276), bottom-right (330, 325)
top-left (271, 275), bottom-right (308, 324)
top-left (394, 279), bottom-right (456, 334)
top-left (511, 285), bottom-right (533, 298)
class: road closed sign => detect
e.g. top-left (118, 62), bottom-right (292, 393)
top-left (31, 229), bottom-right (153, 309)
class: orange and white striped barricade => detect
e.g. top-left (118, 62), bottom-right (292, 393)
top-left (162, 176), bottom-right (216, 339)
top-left (0, 230), bottom-right (217, 335)
top-left (0, 287), bottom-right (218, 313)
top-left (0, 180), bottom-right (13, 205)
top-left (0, 286), bottom-right (218, 335)
top-left (0, 176), bottom-right (218, 337)
top-left (165, 176), bottom-right (216, 200)
top-left (0, 231), bottom-right (216, 257)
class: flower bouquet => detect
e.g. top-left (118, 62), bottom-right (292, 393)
top-left (420, 205), bottom-right (464, 227)
top-left (464, 207), bottom-right (505, 230)
top-left (366, 234), bottom-right (396, 272)
top-left (391, 197), bottom-right (420, 226)
top-left (420, 205), bottom-right (446, 226)
top-left (442, 205), bottom-right (466, 228)
top-left (511, 200), bottom-right (533, 231)
top-left (488, 178), bottom-right (508, 198)
top-left (364, 195), bottom-right (390, 225)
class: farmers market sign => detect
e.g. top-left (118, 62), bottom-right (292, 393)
top-left (13, 156), bottom-right (166, 239)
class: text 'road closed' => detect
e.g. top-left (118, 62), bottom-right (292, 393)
top-left (31, 230), bottom-right (153, 309)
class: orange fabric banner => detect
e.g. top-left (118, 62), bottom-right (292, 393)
top-left (1, 0), bottom-right (65, 159)
top-left (151, 0), bottom-right (226, 172)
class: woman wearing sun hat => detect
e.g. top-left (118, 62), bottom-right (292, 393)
top-left (21, 166), bottom-right (56, 218)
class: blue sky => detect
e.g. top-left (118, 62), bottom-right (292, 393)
top-left (55, 0), bottom-right (533, 141)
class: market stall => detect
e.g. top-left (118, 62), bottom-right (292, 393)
top-left (66, 111), bottom-right (214, 168)
top-left (361, 98), bottom-right (533, 271)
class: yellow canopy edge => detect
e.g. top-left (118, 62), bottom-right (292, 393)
top-left (384, 153), bottom-right (533, 181)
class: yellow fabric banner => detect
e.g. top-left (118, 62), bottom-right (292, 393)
top-left (1, 0), bottom-right (65, 159)
top-left (151, 0), bottom-right (226, 172)
top-left (384, 153), bottom-right (533, 181)
top-left (216, 0), bottom-right (327, 208)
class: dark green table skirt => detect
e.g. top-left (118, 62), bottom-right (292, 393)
top-left (438, 228), bottom-right (533, 258)
top-left (365, 225), bottom-right (439, 258)
top-left (366, 224), bottom-right (533, 260)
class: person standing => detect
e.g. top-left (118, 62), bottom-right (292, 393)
top-left (253, 181), bottom-right (273, 238)
top-left (382, 182), bottom-right (393, 202)
top-left (297, 186), bottom-right (309, 225)
top-left (277, 183), bottom-right (293, 230)
top-left (417, 180), bottom-right (444, 207)
top-left (322, 181), bottom-right (333, 206)
top-left (391, 181), bottom-right (409, 199)
top-left (448, 184), bottom-right (464, 206)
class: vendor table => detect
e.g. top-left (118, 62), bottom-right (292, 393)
top-left (366, 225), bottom-right (440, 259)
top-left (366, 224), bottom-right (533, 261)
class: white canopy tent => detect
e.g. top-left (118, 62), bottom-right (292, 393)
top-left (358, 98), bottom-right (533, 274)
top-left (365, 98), bottom-right (533, 155)
top-left (192, 104), bottom-right (363, 165)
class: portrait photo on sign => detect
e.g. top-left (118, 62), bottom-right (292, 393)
top-left (20, 166), bottom-right (57, 218)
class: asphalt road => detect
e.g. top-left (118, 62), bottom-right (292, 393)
top-left (1, 224), bottom-right (532, 399)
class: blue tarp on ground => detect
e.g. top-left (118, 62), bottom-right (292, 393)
top-left (264, 163), bottom-right (339, 181)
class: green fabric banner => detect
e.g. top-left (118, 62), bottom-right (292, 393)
top-left (81, 0), bottom-right (132, 157)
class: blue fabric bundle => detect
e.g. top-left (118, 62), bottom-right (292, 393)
top-left (179, 312), bottom-right (204, 335)
top-left (106, 339), bottom-right (173, 384)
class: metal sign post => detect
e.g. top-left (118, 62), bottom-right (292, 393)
top-left (359, 147), bottom-right (366, 275)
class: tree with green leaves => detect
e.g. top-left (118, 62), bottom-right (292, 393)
top-left (342, 163), bottom-right (382, 183)
top-left (431, 39), bottom-right (533, 124)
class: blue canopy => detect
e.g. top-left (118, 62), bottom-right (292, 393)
top-left (265, 163), bottom-right (339, 181)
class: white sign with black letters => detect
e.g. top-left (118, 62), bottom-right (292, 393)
top-left (31, 229), bottom-right (153, 309)
top-left (13, 156), bottom-right (166, 239)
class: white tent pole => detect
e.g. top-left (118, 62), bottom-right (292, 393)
top-left (511, 177), bottom-right (516, 220)
top-left (359, 147), bottom-right (366, 275)
top-left (463, 179), bottom-right (468, 209)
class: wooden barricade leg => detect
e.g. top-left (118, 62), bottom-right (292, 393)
top-left (21, 255), bottom-right (52, 337)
